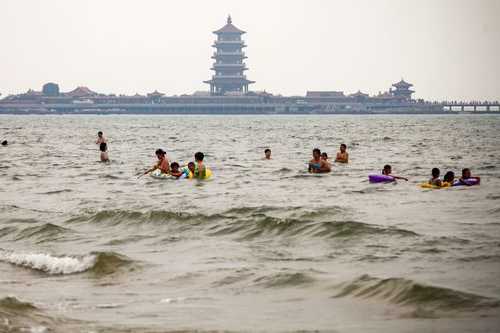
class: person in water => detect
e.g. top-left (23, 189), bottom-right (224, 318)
top-left (321, 152), bottom-right (332, 168)
top-left (99, 142), bottom-right (109, 162)
top-left (170, 162), bottom-right (184, 178)
top-left (459, 168), bottom-right (480, 185)
top-left (193, 152), bottom-right (207, 179)
top-left (1, 140), bottom-right (7, 146)
top-left (443, 171), bottom-right (455, 184)
top-left (429, 168), bottom-right (442, 187)
top-left (96, 131), bottom-right (107, 145)
top-left (264, 148), bottom-right (272, 160)
top-left (187, 162), bottom-right (196, 176)
top-left (382, 164), bottom-right (408, 181)
top-left (335, 144), bottom-right (349, 163)
top-left (309, 148), bottom-right (331, 173)
top-left (144, 149), bottom-right (170, 175)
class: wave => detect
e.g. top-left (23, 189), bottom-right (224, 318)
top-left (0, 249), bottom-right (133, 276)
top-left (333, 274), bottom-right (500, 310)
top-left (253, 272), bottom-right (315, 288)
top-left (14, 223), bottom-right (74, 243)
top-left (0, 296), bottom-right (37, 312)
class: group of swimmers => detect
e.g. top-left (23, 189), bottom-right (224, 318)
top-left (95, 131), bottom-right (480, 186)
top-left (307, 144), bottom-right (349, 173)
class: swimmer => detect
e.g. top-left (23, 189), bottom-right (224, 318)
top-left (459, 168), bottom-right (480, 186)
top-left (1, 140), bottom-right (7, 146)
top-left (187, 161), bottom-right (196, 176)
top-left (143, 149), bottom-right (170, 175)
top-left (170, 162), bottom-right (184, 179)
top-left (99, 142), bottom-right (109, 162)
top-left (382, 164), bottom-right (408, 181)
top-left (264, 148), bottom-right (272, 160)
top-left (96, 131), bottom-right (107, 145)
top-left (193, 152), bottom-right (207, 179)
top-left (443, 171), bottom-right (455, 184)
top-left (309, 148), bottom-right (331, 173)
top-left (335, 144), bottom-right (349, 163)
top-left (321, 152), bottom-right (332, 168)
top-left (428, 168), bottom-right (442, 187)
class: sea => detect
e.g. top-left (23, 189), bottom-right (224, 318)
top-left (0, 114), bottom-right (500, 332)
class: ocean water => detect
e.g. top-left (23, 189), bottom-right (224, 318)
top-left (0, 114), bottom-right (500, 332)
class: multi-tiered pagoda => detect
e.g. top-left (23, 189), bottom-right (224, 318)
top-left (391, 79), bottom-right (414, 100)
top-left (204, 16), bottom-right (255, 95)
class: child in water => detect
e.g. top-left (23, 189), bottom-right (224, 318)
top-left (382, 164), bottom-right (408, 181)
top-left (143, 149), bottom-right (170, 175)
top-left (459, 168), bottom-right (480, 185)
top-left (100, 142), bottom-right (109, 162)
top-left (170, 162), bottom-right (184, 179)
top-left (193, 152), bottom-right (207, 179)
top-left (321, 152), bottom-right (332, 168)
top-left (335, 144), bottom-right (349, 163)
top-left (429, 168), bottom-right (442, 187)
top-left (443, 171), bottom-right (455, 184)
top-left (96, 131), bottom-right (107, 145)
top-left (264, 148), bottom-right (272, 160)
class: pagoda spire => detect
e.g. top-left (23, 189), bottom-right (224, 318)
top-left (227, 15), bottom-right (232, 24)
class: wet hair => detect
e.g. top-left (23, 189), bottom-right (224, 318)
top-left (188, 162), bottom-right (195, 168)
top-left (443, 171), bottom-right (455, 183)
top-left (321, 152), bottom-right (328, 159)
top-left (1, 140), bottom-right (7, 146)
top-left (97, 131), bottom-right (103, 136)
top-left (264, 149), bottom-right (271, 154)
top-left (170, 162), bottom-right (179, 169)
top-left (432, 168), bottom-right (440, 178)
top-left (99, 142), bottom-right (107, 152)
top-left (195, 152), bottom-right (204, 162)
top-left (313, 148), bottom-right (321, 155)
top-left (340, 143), bottom-right (347, 149)
top-left (155, 148), bottom-right (166, 156)
top-left (462, 168), bottom-right (470, 177)
top-left (383, 164), bottom-right (391, 174)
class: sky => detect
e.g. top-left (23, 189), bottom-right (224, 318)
top-left (0, 0), bottom-right (499, 101)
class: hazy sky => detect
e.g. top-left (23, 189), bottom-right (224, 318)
top-left (1, 0), bottom-right (499, 100)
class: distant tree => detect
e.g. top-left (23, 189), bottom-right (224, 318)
top-left (42, 82), bottom-right (60, 96)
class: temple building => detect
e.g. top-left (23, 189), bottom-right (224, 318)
top-left (204, 15), bottom-right (255, 95)
top-left (391, 79), bottom-right (414, 100)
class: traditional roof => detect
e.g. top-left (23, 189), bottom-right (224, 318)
top-left (65, 86), bottom-right (97, 97)
top-left (392, 79), bottom-right (413, 89)
top-left (349, 90), bottom-right (369, 98)
top-left (147, 90), bottom-right (164, 97)
top-left (213, 15), bottom-right (245, 34)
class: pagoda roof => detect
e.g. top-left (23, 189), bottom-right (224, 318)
top-left (65, 86), bottom-right (97, 97)
top-left (213, 15), bottom-right (245, 34)
top-left (392, 79), bottom-right (413, 88)
top-left (349, 90), bottom-right (369, 98)
top-left (147, 90), bottom-right (165, 97)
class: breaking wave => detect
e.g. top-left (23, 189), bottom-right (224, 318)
top-left (333, 274), bottom-right (500, 310)
top-left (0, 249), bottom-right (133, 275)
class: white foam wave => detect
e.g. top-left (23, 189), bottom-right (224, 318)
top-left (0, 249), bottom-right (96, 275)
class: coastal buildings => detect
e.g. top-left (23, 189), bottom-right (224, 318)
top-left (204, 16), bottom-right (254, 95)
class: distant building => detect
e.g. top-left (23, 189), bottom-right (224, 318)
top-left (306, 91), bottom-right (345, 98)
top-left (204, 15), bottom-right (255, 95)
top-left (391, 79), bottom-right (414, 100)
top-left (65, 86), bottom-right (97, 98)
top-left (42, 82), bottom-right (60, 96)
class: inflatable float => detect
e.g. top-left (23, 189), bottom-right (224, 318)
top-left (419, 182), bottom-right (451, 189)
top-left (369, 174), bottom-right (395, 183)
top-left (452, 178), bottom-right (480, 186)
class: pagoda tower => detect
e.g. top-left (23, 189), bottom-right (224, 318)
top-left (391, 79), bottom-right (415, 100)
top-left (204, 15), bottom-right (255, 95)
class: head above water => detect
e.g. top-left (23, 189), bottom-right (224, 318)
top-left (97, 131), bottom-right (103, 137)
top-left (462, 168), bottom-right (471, 178)
top-left (170, 162), bottom-right (179, 171)
top-left (312, 148), bottom-right (321, 159)
top-left (195, 152), bottom-right (204, 162)
top-left (340, 143), bottom-right (347, 152)
top-left (155, 149), bottom-right (166, 158)
top-left (187, 162), bottom-right (195, 173)
top-left (99, 142), bottom-right (107, 152)
top-left (432, 168), bottom-right (440, 178)
top-left (383, 164), bottom-right (392, 175)
top-left (321, 152), bottom-right (328, 160)
top-left (1, 140), bottom-right (7, 146)
top-left (444, 171), bottom-right (455, 183)
top-left (264, 149), bottom-right (271, 158)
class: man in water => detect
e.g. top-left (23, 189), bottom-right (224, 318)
top-left (96, 131), bottom-right (107, 145)
top-left (335, 143), bottom-right (349, 163)
top-left (309, 148), bottom-right (331, 173)
top-left (459, 168), bottom-right (480, 185)
top-left (429, 168), bottom-right (442, 187)
top-left (382, 164), bottom-right (408, 181)
top-left (143, 149), bottom-right (170, 175)
top-left (100, 142), bottom-right (109, 162)
top-left (264, 148), bottom-right (272, 160)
